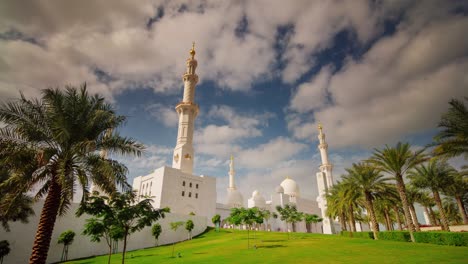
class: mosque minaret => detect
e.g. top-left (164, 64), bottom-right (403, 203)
top-left (172, 42), bottom-right (199, 174)
top-left (226, 155), bottom-right (244, 207)
top-left (316, 124), bottom-right (336, 234)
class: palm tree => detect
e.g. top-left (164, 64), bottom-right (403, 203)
top-left (415, 191), bottom-right (437, 226)
top-left (326, 182), bottom-right (348, 231)
top-left (367, 142), bottom-right (426, 242)
top-left (442, 197), bottom-right (463, 224)
top-left (0, 85), bottom-right (143, 264)
top-left (343, 163), bottom-right (391, 240)
top-left (405, 187), bottom-right (423, 231)
top-left (442, 169), bottom-right (468, 224)
top-left (408, 159), bottom-right (455, 231)
top-left (433, 98), bottom-right (468, 158)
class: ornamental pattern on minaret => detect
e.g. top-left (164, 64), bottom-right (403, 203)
top-left (172, 43), bottom-right (199, 174)
top-left (317, 124), bottom-right (334, 188)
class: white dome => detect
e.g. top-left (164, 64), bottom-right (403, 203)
top-left (250, 190), bottom-right (266, 209)
top-left (275, 185), bottom-right (284, 193)
top-left (227, 189), bottom-right (244, 207)
top-left (280, 177), bottom-right (300, 197)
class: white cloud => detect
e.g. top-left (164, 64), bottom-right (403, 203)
top-left (145, 103), bottom-right (178, 127)
top-left (288, 10), bottom-right (468, 148)
top-left (119, 144), bottom-right (172, 180)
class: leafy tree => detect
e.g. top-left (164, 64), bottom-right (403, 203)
top-left (408, 158), bottom-right (455, 231)
top-left (151, 223), bottom-right (162, 246)
top-left (78, 191), bottom-right (168, 264)
top-left (212, 214), bottom-right (221, 232)
top-left (228, 207), bottom-right (264, 248)
top-left (185, 220), bottom-right (194, 240)
top-left (433, 98), bottom-right (468, 158)
top-left (170, 221), bottom-right (184, 258)
top-left (367, 142), bottom-right (426, 242)
top-left (304, 214), bottom-right (322, 233)
top-left (0, 240), bottom-right (10, 264)
top-left (442, 197), bottom-right (463, 224)
top-left (326, 182), bottom-right (349, 231)
top-left (0, 85), bottom-right (144, 264)
top-left (57, 230), bottom-right (75, 262)
top-left (275, 204), bottom-right (304, 239)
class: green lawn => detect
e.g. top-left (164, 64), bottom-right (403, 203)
top-left (67, 229), bottom-right (468, 264)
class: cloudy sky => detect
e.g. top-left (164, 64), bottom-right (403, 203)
top-left (1, 0), bottom-right (467, 204)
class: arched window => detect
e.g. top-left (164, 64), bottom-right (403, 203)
top-left (196, 184), bottom-right (199, 189)
top-left (189, 182), bottom-right (192, 188)
top-left (182, 191), bottom-right (185, 196)
top-left (188, 192), bottom-right (192, 198)
top-left (182, 181), bottom-right (186, 187)
top-left (195, 193), bottom-right (198, 199)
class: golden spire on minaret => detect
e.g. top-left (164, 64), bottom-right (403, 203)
top-left (318, 123), bottom-right (323, 132)
top-left (189, 42), bottom-right (196, 59)
top-left (230, 154), bottom-right (234, 161)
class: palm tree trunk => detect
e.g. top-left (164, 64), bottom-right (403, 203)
top-left (429, 207), bottom-right (437, 226)
top-left (395, 175), bottom-right (415, 242)
top-left (365, 192), bottom-right (379, 240)
top-left (410, 204), bottom-right (421, 231)
top-left (393, 206), bottom-right (403, 230)
top-left (29, 178), bottom-right (61, 264)
top-left (455, 195), bottom-right (468, 224)
top-left (433, 190), bottom-right (450, 231)
top-left (349, 204), bottom-right (356, 232)
top-left (384, 209), bottom-right (391, 231)
top-left (340, 212), bottom-right (347, 231)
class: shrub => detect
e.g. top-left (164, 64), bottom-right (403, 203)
top-left (378, 231), bottom-right (411, 242)
top-left (414, 232), bottom-right (468, 247)
top-left (341, 231), bottom-right (374, 239)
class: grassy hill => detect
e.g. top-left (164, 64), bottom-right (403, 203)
top-left (67, 228), bottom-right (468, 264)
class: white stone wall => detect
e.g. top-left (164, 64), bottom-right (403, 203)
top-left (0, 201), bottom-right (207, 264)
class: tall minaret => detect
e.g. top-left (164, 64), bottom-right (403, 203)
top-left (172, 43), bottom-right (199, 174)
top-left (316, 124), bottom-right (335, 234)
top-left (228, 155), bottom-right (236, 190)
top-left (318, 124), bottom-right (333, 188)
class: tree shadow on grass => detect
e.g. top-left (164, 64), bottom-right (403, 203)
top-left (262, 239), bottom-right (287, 242)
top-left (258, 244), bottom-right (286, 249)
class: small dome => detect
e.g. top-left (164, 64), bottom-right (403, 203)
top-left (275, 185), bottom-right (284, 193)
top-left (250, 190), bottom-right (266, 209)
top-left (227, 189), bottom-right (244, 207)
top-left (280, 177), bottom-right (300, 197)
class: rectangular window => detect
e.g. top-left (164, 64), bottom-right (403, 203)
top-left (189, 182), bottom-right (192, 188)
top-left (196, 184), bottom-right (199, 189)
top-left (195, 193), bottom-right (198, 199)
top-left (189, 192), bottom-right (192, 198)
top-left (182, 181), bottom-right (186, 186)
top-left (182, 191), bottom-right (185, 197)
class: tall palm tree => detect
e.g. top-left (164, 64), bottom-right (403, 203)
top-left (405, 187), bottom-right (423, 231)
top-left (442, 169), bottom-right (468, 224)
top-left (343, 163), bottom-right (391, 240)
top-left (416, 191), bottom-right (437, 226)
top-left (326, 181), bottom-right (348, 231)
top-left (367, 142), bottom-right (426, 242)
top-left (0, 85), bottom-right (143, 264)
top-left (408, 159), bottom-right (455, 231)
top-left (433, 98), bottom-right (468, 158)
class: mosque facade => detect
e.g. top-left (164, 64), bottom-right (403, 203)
top-left (132, 44), bottom-right (339, 234)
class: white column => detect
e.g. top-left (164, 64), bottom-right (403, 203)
top-left (228, 155), bottom-right (235, 189)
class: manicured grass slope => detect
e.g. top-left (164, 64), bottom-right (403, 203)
top-left (67, 229), bottom-right (468, 264)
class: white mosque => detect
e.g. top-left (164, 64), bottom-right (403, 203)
top-left (132, 44), bottom-right (340, 234)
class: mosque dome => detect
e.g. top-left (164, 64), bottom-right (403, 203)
top-left (280, 177), bottom-right (300, 197)
top-left (251, 190), bottom-right (266, 209)
top-left (227, 189), bottom-right (244, 207)
top-left (275, 185), bottom-right (284, 194)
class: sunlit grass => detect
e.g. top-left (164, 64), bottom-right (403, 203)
top-left (67, 228), bottom-right (468, 264)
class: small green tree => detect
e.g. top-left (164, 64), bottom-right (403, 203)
top-left (0, 240), bottom-right (10, 264)
top-left (57, 230), bottom-right (75, 262)
top-left (304, 214), bottom-right (322, 233)
top-left (212, 214), bottom-right (221, 232)
top-left (185, 220), bottom-right (194, 240)
top-left (275, 204), bottom-right (304, 239)
top-left (170, 221), bottom-right (185, 257)
top-left (78, 191), bottom-right (169, 264)
top-left (151, 223), bottom-right (162, 246)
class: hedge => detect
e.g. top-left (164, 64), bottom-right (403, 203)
top-left (340, 231), bottom-right (374, 239)
top-left (378, 231), bottom-right (411, 242)
top-left (414, 232), bottom-right (468, 247)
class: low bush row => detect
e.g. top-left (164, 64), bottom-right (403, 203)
top-left (340, 231), bottom-right (468, 246)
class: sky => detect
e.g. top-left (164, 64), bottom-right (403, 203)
top-left (0, 0), bottom-right (467, 205)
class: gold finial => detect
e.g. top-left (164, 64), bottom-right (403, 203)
top-left (286, 176), bottom-right (290, 179)
top-left (230, 154), bottom-right (234, 161)
top-left (318, 123), bottom-right (323, 131)
top-left (189, 42), bottom-right (196, 58)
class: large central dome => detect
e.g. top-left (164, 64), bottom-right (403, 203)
top-left (227, 189), bottom-right (244, 207)
top-left (280, 177), bottom-right (300, 197)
